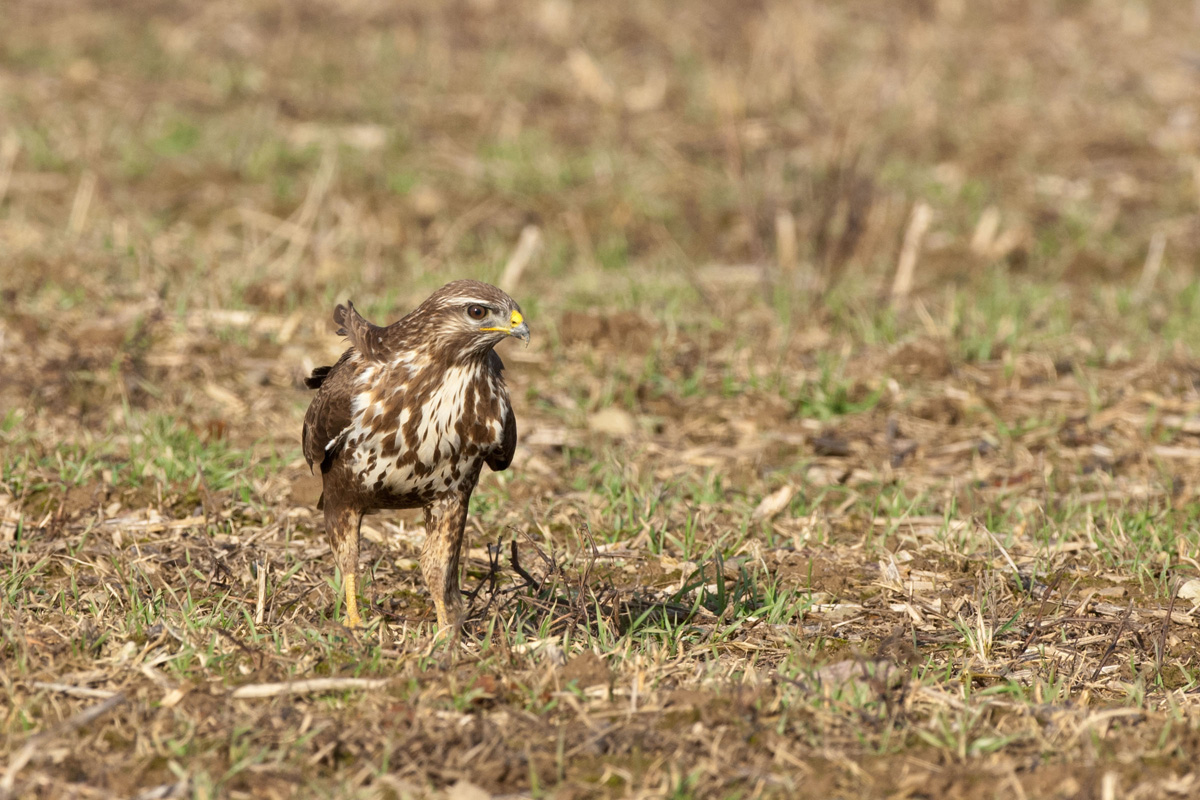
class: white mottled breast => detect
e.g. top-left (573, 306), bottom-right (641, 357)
top-left (343, 357), bottom-right (507, 498)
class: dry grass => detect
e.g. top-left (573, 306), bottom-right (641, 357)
top-left (6, 1), bottom-right (1200, 798)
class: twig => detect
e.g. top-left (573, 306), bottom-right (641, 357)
top-left (891, 201), bottom-right (932, 302)
top-left (231, 677), bottom-right (389, 699)
top-left (100, 515), bottom-right (206, 531)
top-left (1004, 572), bottom-right (1063, 676)
top-left (975, 519), bottom-right (1023, 584)
top-left (578, 523), bottom-right (599, 602)
top-left (464, 535), bottom-right (505, 616)
top-left (1134, 231), bottom-right (1167, 301)
top-left (1156, 580), bottom-right (1180, 677)
top-left (509, 538), bottom-right (539, 588)
top-left (254, 560), bottom-right (268, 626)
top-left (775, 210), bottom-right (797, 274)
top-left (499, 224), bottom-right (542, 293)
top-left (1090, 601), bottom-right (1134, 682)
top-left (31, 682), bottom-right (116, 700)
top-left (66, 170), bottom-right (96, 241)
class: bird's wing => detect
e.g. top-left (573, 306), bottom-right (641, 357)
top-left (485, 405), bottom-right (517, 472)
top-left (485, 350), bottom-right (517, 472)
top-left (302, 351), bottom-right (356, 473)
top-left (334, 301), bottom-right (388, 362)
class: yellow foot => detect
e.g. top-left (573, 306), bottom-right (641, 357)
top-left (431, 598), bottom-right (462, 638)
top-left (343, 571), bottom-right (363, 629)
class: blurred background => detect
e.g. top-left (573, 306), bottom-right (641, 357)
top-left (4, 0), bottom-right (1198, 324)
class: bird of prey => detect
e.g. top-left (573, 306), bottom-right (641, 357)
top-left (301, 280), bottom-right (529, 632)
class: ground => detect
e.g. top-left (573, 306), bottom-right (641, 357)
top-left (4, 1), bottom-right (1200, 798)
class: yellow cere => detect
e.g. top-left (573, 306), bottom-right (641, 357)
top-left (480, 309), bottom-right (525, 333)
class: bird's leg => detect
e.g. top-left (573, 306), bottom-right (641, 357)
top-left (421, 493), bottom-right (470, 632)
top-left (325, 504), bottom-right (363, 629)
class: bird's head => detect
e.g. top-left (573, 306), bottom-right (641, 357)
top-left (416, 280), bottom-right (530, 362)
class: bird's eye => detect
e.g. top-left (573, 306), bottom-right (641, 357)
top-left (467, 305), bottom-right (487, 320)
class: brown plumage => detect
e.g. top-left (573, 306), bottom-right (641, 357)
top-left (302, 280), bottom-right (529, 631)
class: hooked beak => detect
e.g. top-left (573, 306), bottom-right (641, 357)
top-left (482, 309), bottom-right (530, 345)
top-left (508, 309), bottom-right (530, 345)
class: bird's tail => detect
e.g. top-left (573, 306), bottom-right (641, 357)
top-left (305, 365), bottom-right (332, 389)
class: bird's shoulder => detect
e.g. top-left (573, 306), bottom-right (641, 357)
top-left (302, 349), bottom-right (367, 472)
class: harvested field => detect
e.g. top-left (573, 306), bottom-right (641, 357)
top-left (5, 1), bottom-right (1200, 798)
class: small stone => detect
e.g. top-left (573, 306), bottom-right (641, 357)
top-left (752, 485), bottom-right (794, 521)
top-left (1178, 579), bottom-right (1200, 607)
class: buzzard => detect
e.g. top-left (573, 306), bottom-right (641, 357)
top-left (302, 280), bottom-right (529, 632)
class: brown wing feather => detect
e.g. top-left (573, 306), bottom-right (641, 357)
top-left (334, 301), bottom-right (387, 362)
top-left (485, 350), bottom-right (517, 472)
top-left (303, 301), bottom-right (384, 472)
top-left (486, 406), bottom-right (517, 472)
top-left (302, 350), bottom-right (356, 473)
